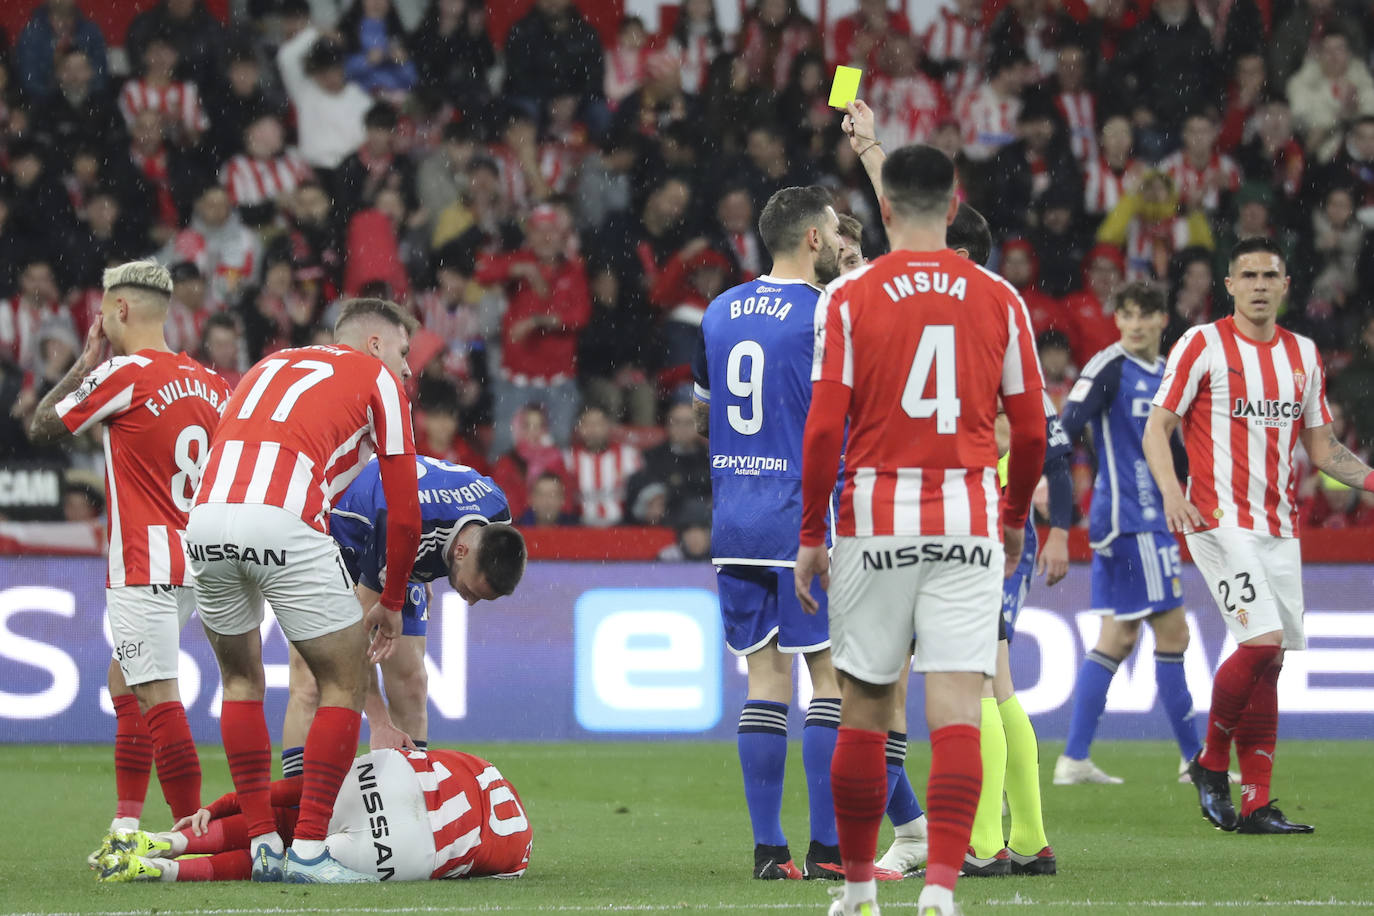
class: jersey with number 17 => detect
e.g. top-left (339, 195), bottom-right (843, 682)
top-left (692, 275), bottom-right (822, 565)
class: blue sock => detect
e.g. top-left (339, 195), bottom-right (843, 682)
top-left (1064, 651), bottom-right (1120, 760)
top-left (738, 701), bottom-right (789, 847)
top-left (803, 697), bottom-right (840, 847)
top-left (884, 731), bottom-right (924, 826)
top-left (281, 746), bottom-right (304, 779)
top-left (1155, 651), bottom-right (1201, 761)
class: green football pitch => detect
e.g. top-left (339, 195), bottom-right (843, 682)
top-left (2, 740), bottom-right (1371, 915)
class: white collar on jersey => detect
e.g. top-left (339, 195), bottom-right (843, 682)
top-left (756, 273), bottom-right (822, 292)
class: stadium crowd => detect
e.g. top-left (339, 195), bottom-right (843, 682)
top-left (2, 0), bottom-right (1374, 542)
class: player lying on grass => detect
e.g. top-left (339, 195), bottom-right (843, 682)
top-left (96, 747), bottom-right (532, 882)
top-left (282, 455), bottom-right (527, 776)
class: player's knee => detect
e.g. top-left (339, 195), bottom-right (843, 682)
top-left (1152, 611), bottom-right (1191, 653)
top-left (1097, 621), bottom-right (1138, 659)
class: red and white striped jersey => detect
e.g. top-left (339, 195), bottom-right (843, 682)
top-left (666, 33), bottom-right (718, 94)
top-left (1158, 150), bottom-right (1241, 214)
top-left (405, 748), bottom-right (532, 879)
top-left (55, 350), bottom-right (230, 587)
top-left (868, 72), bottom-right (949, 148)
top-left (163, 300), bottom-right (207, 356)
top-left (491, 144), bottom-right (581, 213)
top-left (118, 78), bottom-right (209, 137)
top-left (414, 290), bottom-right (481, 379)
top-left (220, 149), bottom-right (313, 207)
top-left (924, 8), bottom-right (983, 105)
top-left (1083, 156), bottom-right (1143, 216)
top-left (194, 345), bottom-right (415, 533)
top-left (812, 249), bottom-right (1044, 537)
top-left (1154, 317), bottom-right (1332, 538)
top-left (1055, 90), bottom-right (1098, 163)
top-left (958, 86), bottom-right (1020, 163)
top-left (0, 297), bottom-right (71, 375)
top-left (565, 442), bottom-right (641, 526)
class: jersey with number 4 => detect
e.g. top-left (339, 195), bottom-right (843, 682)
top-left (813, 249), bottom-right (1043, 537)
top-left (56, 350), bottom-right (230, 587)
top-left (194, 344), bottom-right (415, 533)
top-left (693, 275), bottom-right (822, 565)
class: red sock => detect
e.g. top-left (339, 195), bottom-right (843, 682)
top-left (175, 851), bottom-right (252, 881)
top-left (219, 700), bottom-right (275, 839)
top-left (1236, 659), bottom-right (1281, 816)
top-left (1199, 645), bottom-right (1280, 772)
top-left (925, 724), bottom-right (982, 892)
top-left (145, 701), bottom-right (202, 820)
top-left (182, 815), bottom-right (246, 855)
top-left (294, 705), bottom-right (361, 842)
top-left (830, 727), bottom-right (887, 885)
top-left (112, 694), bottom-right (152, 821)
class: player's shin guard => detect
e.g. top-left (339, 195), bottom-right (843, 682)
top-left (220, 700), bottom-right (276, 839)
top-left (112, 693), bottom-right (153, 821)
top-left (925, 724), bottom-right (982, 892)
top-left (294, 706), bottom-right (362, 844)
top-left (803, 697), bottom-right (841, 847)
top-left (1236, 660), bottom-right (1281, 817)
top-left (1199, 644), bottom-right (1280, 772)
top-left (969, 698), bottom-right (1007, 858)
top-left (885, 731), bottom-right (925, 827)
top-left (999, 695), bottom-right (1049, 854)
top-left (1155, 651), bottom-right (1201, 762)
top-left (738, 701), bottom-right (789, 847)
top-left (145, 701), bottom-right (202, 819)
top-left (1063, 651), bottom-right (1119, 760)
top-left (831, 727), bottom-right (887, 886)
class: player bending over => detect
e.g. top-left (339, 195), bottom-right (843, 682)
top-left (281, 455), bottom-right (527, 776)
top-left (1147, 237), bottom-right (1374, 834)
top-left (1056, 280), bottom-right (1209, 786)
top-left (797, 145), bottom-right (1047, 916)
top-left (95, 747), bottom-right (531, 882)
top-left (28, 261), bottom-right (230, 865)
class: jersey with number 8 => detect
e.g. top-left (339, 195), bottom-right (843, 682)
top-left (56, 351), bottom-right (231, 587)
top-left (813, 249), bottom-right (1043, 537)
top-left (194, 344), bottom-right (414, 533)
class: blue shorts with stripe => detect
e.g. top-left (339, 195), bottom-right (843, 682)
top-left (999, 522), bottom-right (1038, 644)
top-left (1090, 531), bottom-right (1184, 620)
top-left (716, 564), bottom-right (830, 656)
top-left (401, 583), bottom-right (428, 637)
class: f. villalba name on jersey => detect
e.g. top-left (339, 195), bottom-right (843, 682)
top-left (862, 542), bottom-right (995, 570)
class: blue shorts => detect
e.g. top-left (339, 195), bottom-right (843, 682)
top-left (999, 523), bottom-right (1039, 644)
top-left (1091, 531), bottom-right (1184, 620)
top-left (716, 564), bottom-right (830, 656)
top-left (402, 583), bottom-right (428, 637)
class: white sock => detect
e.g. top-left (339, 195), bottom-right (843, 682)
top-left (110, 817), bottom-right (139, 833)
top-left (844, 878), bottom-right (877, 906)
top-left (292, 839), bottom-right (327, 860)
top-left (917, 883), bottom-right (954, 913)
top-left (156, 858), bottom-right (179, 882)
top-left (155, 830), bottom-right (188, 856)
top-left (250, 831), bottom-right (284, 856)
top-left (895, 814), bottom-right (928, 839)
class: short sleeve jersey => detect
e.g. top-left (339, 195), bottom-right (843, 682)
top-left (55, 350), bottom-right (231, 587)
top-left (1153, 317), bottom-right (1331, 538)
top-left (331, 456), bottom-right (511, 614)
top-left (692, 275), bottom-right (823, 565)
top-left (193, 345), bottom-right (415, 533)
top-left (812, 249), bottom-right (1044, 537)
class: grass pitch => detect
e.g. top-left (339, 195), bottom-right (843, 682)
top-left (1, 740), bottom-right (1370, 915)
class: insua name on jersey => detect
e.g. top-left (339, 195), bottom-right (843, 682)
top-left (729, 295), bottom-right (793, 321)
top-left (143, 378), bottom-right (224, 416)
top-left (881, 271), bottom-right (969, 303)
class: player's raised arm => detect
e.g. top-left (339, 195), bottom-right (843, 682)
top-left (842, 99), bottom-right (885, 199)
top-left (27, 316), bottom-right (110, 444)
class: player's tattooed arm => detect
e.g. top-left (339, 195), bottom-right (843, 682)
top-left (27, 320), bottom-right (106, 445)
top-left (1302, 424), bottom-right (1374, 491)
top-left (693, 398), bottom-right (710, 439)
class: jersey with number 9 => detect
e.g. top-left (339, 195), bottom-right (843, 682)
top-left (194, 344), bottom-right (415, 533)
top-left (56, 351), bottom-right (232, 587)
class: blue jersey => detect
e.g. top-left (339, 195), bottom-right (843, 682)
top-left (692, 275), bottom-right (823, 565)
top-left (1061, 343), bottom-right (1170, 548)
top-left (331, 456), bottom-right (511, 615)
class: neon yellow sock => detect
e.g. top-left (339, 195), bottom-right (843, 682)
top-left (1000, 694), bottom-right (1049, 854)
top-left (969, 696), bottom-right (1006, 859)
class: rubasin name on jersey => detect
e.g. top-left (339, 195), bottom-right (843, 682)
top-left (881, 268), bottom-right (969, 303)
top-left (861, 542), bottom-right (995, 570)
top-left (419, 477), bottom-right (496, 506)
top-left (1232, 398), bottom-right (1303, 424)
top-left (185, 543), bottom-right (288, 565)
top-left (143, 376), bottom-right (225, 417)
top-left (357, 761), bottom-right (396, 881)
top-left (711, 454), bottom-right (789, 474)
top-left (729, 295), bottom-right (793, 321)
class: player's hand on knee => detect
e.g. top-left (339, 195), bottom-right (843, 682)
top-left (363, 601), bottom-right (402, 662)
top-left (794, 545), bottom-right (829, 614)
top-left (172, 807), bottom-right (211, 837)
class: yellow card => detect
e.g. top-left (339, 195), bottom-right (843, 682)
top-left (828, 66), bottom-right (862, 109)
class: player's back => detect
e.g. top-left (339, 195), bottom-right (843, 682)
top-left (195, 344), bottom-right (412, 532)
top-left (697, 275), bottom-right (821, 564)
top-left (402, 748), bottom-right (531, 879)
top-left (815, 249), bottom-right (1041, 537)
top-left (57, 350), bottom-right (231, 586)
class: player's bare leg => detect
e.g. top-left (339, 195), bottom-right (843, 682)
top-left (1057, 616), bottom-right (1140, 784)
top-left (280, 645), bottom-right (318, 778)
top-left (739, 639), bottom-right (802, 879)
top-left (876, 655), bottom-right (928, 875)
top-left (379, 635), bottom-right (429, 742)
top-left (830, 670), bottom-right (900, 913)
top-left (916, 670), bottom-right (985, 915)
top-left (800, 649), bottom-right (847, 879)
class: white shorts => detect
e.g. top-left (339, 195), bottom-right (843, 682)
top-left (1186, 527), bottom-right (1305, 650)
top-left (185, 503), bottom-right (360, 643)
top-left (106, 585), bottom-right (196, 686)
top-left (828, 534), bottom-right (1004, 683)
top-left (327, 749), bottom-right (435, 882)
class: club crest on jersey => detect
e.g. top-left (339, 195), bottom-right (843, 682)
top-left (1236, 609), bottom-right (1249, 628)
top-left (1292, 370), bottom-right (1306, 394)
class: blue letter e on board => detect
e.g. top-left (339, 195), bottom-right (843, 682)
top-left (574, 588), bottom-right (722, 732)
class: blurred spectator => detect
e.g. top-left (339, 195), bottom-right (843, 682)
top-left (574, 130), bottom-right (641, 231)
top-left (239, 253), bottom-right (319, 359)
top-left (1163, 246), bottom-right (1216, 351)
top-left (118, 33), bottom-right (210, 149)
top-left (702, 54), bottom-right (778, 157)
top-left (432, 155), bottom-right (520, 251)
top-left (1097, 169), bottom-right (1214, 280)
top-left (1028, 187), bottom-right (1090, 297)
top-left (414, 395), bottom-right (487, 473)
top-left (491, 108), bottom-right (554, 214)
top-left (1053, 44), bottom-right (1097, 166)
top-left (831, 0), bottom-right (911, 74)
top-left (125, 108), bottom-right (205, 244)
top-left (276, 19), bottom-right (371, 172)
top-left (0, 259), bottom-right (70, 376)
top-left (604, 16), bottom-right (649, 111)
top-left (25, 316), bottom-right (80, 408)
top-left (64, 187), bottom-right (142, 290)
top-left (1300, 472), bottom-right (1374, 528)
top-left (1236, 96), bottom-right (1306, 214)
top-left (492, 403), bottom-right (571, 520)
top-left (1291, 186), bottom-right (1366, 349)
top-left (736, 122), bottom-right (817, 213)
top-left (1212, 182), bottom-right (1296, 281)
top-left (35, 49), bottom-right (122, 152)
top-left (611, 49), bottom-right (697, 143)
top-left (1218, 52), bottom-right (1267, 154)
top-left (999, 239), bottom-right (1069, 341)
top-left (204, 43), bottom-right (278, 164)
top-left (1313, 116), bottom-right (1374, 225)
top-left (1083, 114), bottom-right (1143, 223)
top-left (665, 0), bottom-right (725, 96)
top-left (988, 0), bottom-right (1063, 80)
top-left (416, 120), bottom-right (478, 229)
top-left (1332, 314), bottom-right (1374, 449)
top-left (503, 0), bottom-right (605, 125)
top-left (709, 186), bottom-right (764, 281)
top-left (517, 471), bottom-right (578, 526)
top-left (1111, 0), bottom-right (1218, 149)
top-left (564, 403), bottom-right (641, 526)
top-left (164, 261), bottom-right (211, 355)
top-left (415, 240), bottom-right (484, 387)
top-left (1061, 243), bottom-right (1128, 369)
top-left (594, 175), bottom-right (694, 297)
top-left (342, 190), bottom-right (411, 300)
top-left (62, 479), bottom-right (104, 522)
top-left (578, 262), bottom-right (658, 427)
top-left (14, 0), bottom-right (108, 101)
top-left (478, 205), bottom-right (591, 454)
top-left (959, 50), bottom-right (1029, 164)
top-left (738, 0), bottom-right (818, 93)
top-left (657, 501), bottom-right (712, 561)
top-left (162, 185), bottom-right (262, 306)
top-left (124, 0), bottom-right (225, 91)
top-left (339, 0), bottom-right (417, 95)
top-left (219, 113), bottom-right (313, 210)
top-left (1268, 0), bottom-right (1367, 89)
top-left (626, 400), bottom-right (710, 525)
top-left (1160, 111), bottom-right (1241, 219)
top-left (0, 187), bottom-right (25, 299)
top-left (865, 37), bottom-right (948, 149)
top-left (334, 102), bottom-right (417, 222)
top-left (1037, 329), bottom-right (1076, 406)
top-left (198, 311), bottom-right (245, 390)
top-left (0, 355), bottom-right (34, 459)
top-left (924, 0), bottom-right (984, 107)
top-left (410, 0), bottom-right (494, 116)
top-left (1287, 30), bottom-right (1374, 163)
top-left (987, 101), bottom-right (1081, 237)
top-left (650, 239), bottom-right (732, 371)
top-left (7, 139), bottom-right (77, 261)
top-left (266, 180), bottom-right (343, 301)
